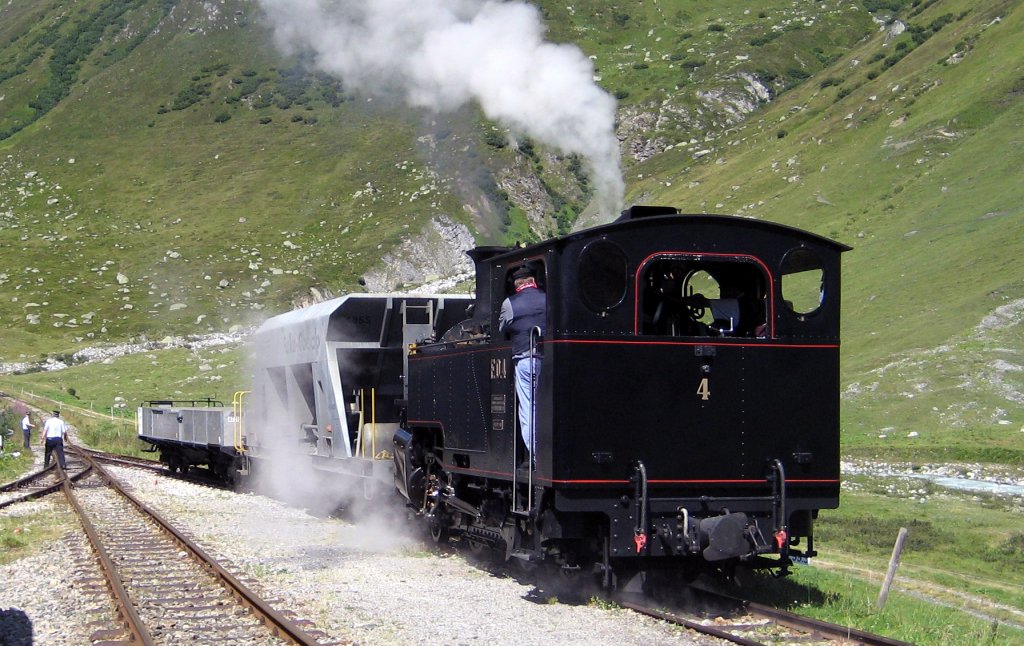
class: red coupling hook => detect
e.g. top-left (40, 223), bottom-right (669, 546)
top-left (774, 529), bottom-right (788, 549)
top-left (634, 531), bottom-right (647, 553)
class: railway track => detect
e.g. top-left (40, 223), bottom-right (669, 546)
top-left (3, 447), bottom-right (328, 645)
top-left (618, 586), bottom-right (915, 646)
top-left (0, 455), bottom-right (90, 510)
top-left (79, 447), bottom-right (165, 472)
top-left (3, 447), bottom-right (913, 645)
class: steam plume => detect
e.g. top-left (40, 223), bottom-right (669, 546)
top-left (257, 0), bottom-right (624, 216)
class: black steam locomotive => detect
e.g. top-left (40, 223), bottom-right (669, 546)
top-left (140, 206), bottom-right (848, 586)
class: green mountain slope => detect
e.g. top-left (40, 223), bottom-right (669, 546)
top-left (0, 0), bottom-right (890, 352)
top-left (1, 0), bottom-right (1021, 463)
top-left (0, 0), bottom-right (474, 355)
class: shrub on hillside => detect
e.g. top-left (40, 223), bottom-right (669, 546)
top-left (785, 67), bottom-right (810, 82)
top-left (750, 32), bottom-right (781, 47)
top-left (861, 0), bottom-right (909, 13)
top-left (171, 83), bottom-right (211, 111)
top-left (483, 129), bottom-right (507, 149)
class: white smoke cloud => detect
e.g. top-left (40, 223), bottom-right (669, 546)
top-left (257, 0), bottom-right (624, 216)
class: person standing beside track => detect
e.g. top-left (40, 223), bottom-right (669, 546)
top-left (498, 265), bottom-right (546, 463)
top-left (21, 412), bottom-right (34, 450)
top-left (41, 410), bottom-right (68, 469)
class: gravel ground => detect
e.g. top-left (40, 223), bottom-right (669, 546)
top-left (0, 510), bottom-right (111, 646)
top-left (111, 466), bottom-right (720, 645)
top-left (2, 457), bottom-right (721, 646)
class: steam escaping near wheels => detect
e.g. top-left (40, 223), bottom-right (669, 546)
top-left (257, 0), bottom-right (624, 218)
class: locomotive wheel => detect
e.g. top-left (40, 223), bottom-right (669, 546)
top-left (429, 518), bottom-right (450, 544)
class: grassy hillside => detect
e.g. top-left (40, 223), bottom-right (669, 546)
top-left (0, 0), bottom-right (1021, 464)
top-left (0, 0), bottom-right (486, 353)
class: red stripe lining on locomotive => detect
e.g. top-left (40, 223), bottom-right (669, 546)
top-left (548, 339), bottom-right (839, 350)
top-left (441, 462), bottom-right (837, 485)
top-left (409, 338), bottom-right (840, 364)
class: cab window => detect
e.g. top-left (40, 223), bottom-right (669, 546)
top-left (639, 255), bottom-right (769, 338)
top-left (780, 247), bottom-right (825, 317)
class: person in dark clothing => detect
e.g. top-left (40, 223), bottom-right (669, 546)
top-left (498, 266), bottom-right (546, 461)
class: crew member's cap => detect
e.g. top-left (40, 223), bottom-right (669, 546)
top-left (512, 266), bottom-right (533, 280)
top-left (53, 410), bottom-right (60, 416)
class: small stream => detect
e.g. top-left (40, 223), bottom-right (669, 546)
top-left (902, 473), bottom-right (1024, 497)
top-left (842, 460), bottom-right (1024, 499)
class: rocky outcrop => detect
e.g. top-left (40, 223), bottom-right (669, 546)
top-left (360, 214), bottom-right (475, 293)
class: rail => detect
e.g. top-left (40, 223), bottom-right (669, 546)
top-left (70, 448), bottom-right (324, 644)
top-left (0, 458), bottom-right (90, 510)
top-left (619, 585), bottom-right (916, 646)
top-left (60, 471), bottom-right (153, 644)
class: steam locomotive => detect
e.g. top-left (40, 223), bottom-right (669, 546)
top-left (139, 206), bottom-right (849, 586)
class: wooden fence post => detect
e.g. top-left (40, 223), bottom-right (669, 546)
top-left (877, 527), bottom-right (909, 609)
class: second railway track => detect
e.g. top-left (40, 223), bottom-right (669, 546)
top-left (58, 450), bottom-right (328, 645)
top-left (0, 456), bottom-right (89, 510)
